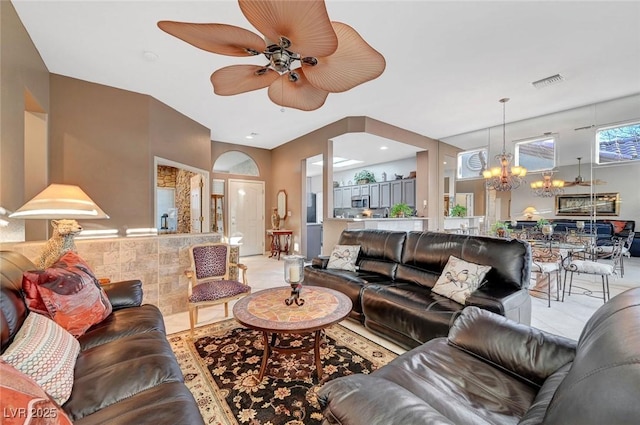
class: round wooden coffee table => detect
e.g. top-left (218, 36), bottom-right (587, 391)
top-left (233, 286), bottom-right (352, 381)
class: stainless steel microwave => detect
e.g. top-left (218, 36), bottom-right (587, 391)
top-left (351, 195), bottom-right (370, 208)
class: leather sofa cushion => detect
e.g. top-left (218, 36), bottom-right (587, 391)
top-left (73, 382), bottom-right (203, 425)
top-left (77, 304), bottom-right (166, 351)
top-left (64, 330), bottom-right (184, 420)
top-left (338, 230), bottom-right (407, 278)
top-left (361, 283), bottom-right (463, 347)
top-left (544, 288), bottom-right (640, 425)
top-left (372, 338), bottom-right (537, 423)
top-left (447, 307), bottom-right (576, 387)
top-left (1, 251), bottom-right (35, 352)
top-left (319, 375), bottom-right (452, 425)
top-left (305, 266), bottom-right (392, 319)
top-left (400, 231), bottom-right (531, 290)
top-left (518, 363), bottom-right (572, 425)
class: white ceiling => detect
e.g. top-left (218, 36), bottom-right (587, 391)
top-left (12, 0), bottom-right (640, 165)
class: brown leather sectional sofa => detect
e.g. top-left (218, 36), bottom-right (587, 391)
top-left (304, 229), bottom-right (532, 349)
top-left (0, 251), bottom-right (204, 425)
top-left (319, 287), bottom-right (640, 424)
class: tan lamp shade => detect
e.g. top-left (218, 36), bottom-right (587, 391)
top-left (9, 184), bottom-right (109, 219)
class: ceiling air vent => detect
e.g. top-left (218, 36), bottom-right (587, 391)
top-left (531, 74), bottom-right (565, 89)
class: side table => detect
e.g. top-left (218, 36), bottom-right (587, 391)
top-left (266, 229), bottom-right (292, 260)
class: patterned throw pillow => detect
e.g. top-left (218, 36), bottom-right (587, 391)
top-left (432, 255), bottom-right (492, 304)
top-left (327, 245), bottom-right (361, 272)
top-left (22, 251), bottom-right (112, 337)
top-left (1, 313), bottom-right (80, 406)
top-left (0, 360), bottom-right (73, 425)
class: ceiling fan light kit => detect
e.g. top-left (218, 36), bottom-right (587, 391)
top-left (158, 0), bottom-right (385, 111)
top-left (564, 157), bottom-right (607, 187)
top-left (483, 98), bottom-right (527, 192)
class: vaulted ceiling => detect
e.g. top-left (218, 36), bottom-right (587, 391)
top-left (12, 1), bottom-right (640, 164)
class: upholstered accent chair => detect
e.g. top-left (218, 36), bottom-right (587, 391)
top-left (185, 243), bottom-right (251, 336)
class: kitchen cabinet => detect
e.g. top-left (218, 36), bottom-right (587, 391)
top-left (391, 180), bottom-right (403, 205)
top-left (369, 183), bottom-right (380, 208)
top-left (402, 179), bottom-right (416, 208)
top-left (388, 178), bottom-right (416, 207)
top-left (333, 187), bottom-right (344, 208)
top-left (379, 182), bottom-right (391, 208)
top-left (351, 186), bottom-right (361, 197)
top-left (306, 223), bottom-right (323, 260)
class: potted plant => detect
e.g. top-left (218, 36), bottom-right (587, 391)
top-left (353, 170), bottom-right (376, 184)
top-left (390, 202), bottom-right (413, 218)
top-left (450, 204), bottom-right (467, 217)
top-left (490, 221), bottom-right (509, 238)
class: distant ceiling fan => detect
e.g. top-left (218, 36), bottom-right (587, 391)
top-left (564, 157), bottom-right (607, 187)
top-left (158, 0), bottom-right (386, 111)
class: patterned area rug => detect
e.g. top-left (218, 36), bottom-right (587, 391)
top-left (168, 319), bottom-right (397, 424)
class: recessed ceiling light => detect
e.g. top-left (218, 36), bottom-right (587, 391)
top-left (380, 146), bottom-right (388, 150)
top-left (142, 51), bottom-right (159, 62)
top-left (245, 132), bottom-right (258, 139)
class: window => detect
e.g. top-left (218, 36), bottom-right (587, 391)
top-left (457, 148), bottom-right (488, 180)
top-left (514, 136), bottom-right (556, 172)
top-left (596, 121), bottom-right (640, 164)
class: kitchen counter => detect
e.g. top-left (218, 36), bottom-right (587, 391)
top-left (322, 217), bottom-right (429, 255)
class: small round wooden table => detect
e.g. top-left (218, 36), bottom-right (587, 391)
top-left (233, 286), bottom-right (352, 381)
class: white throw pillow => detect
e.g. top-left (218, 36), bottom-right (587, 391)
top-left (432, 255), bottom-right (492, 304)
top-left (327, 245), bottom-right (361, 271)
top-left (1, 312), bottom-right (80, 405)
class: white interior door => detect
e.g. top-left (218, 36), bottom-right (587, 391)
top-left (190, 174), bottom-right (202, 233)
top-left (229, 179), bottom-right (265, 256)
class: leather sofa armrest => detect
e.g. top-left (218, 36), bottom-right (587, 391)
top-left (311, 255), bottom-right (330, 269)
top-left (447, 306), bottom-right (576, 387)
top-left (318, 375), bottom-right (447, 425)
top-left (102, 279), bottom-right (143, 310)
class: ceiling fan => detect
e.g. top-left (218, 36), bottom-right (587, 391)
top-left (564, 157), bottom-right (607, 187)
top-left (158, 0), bottom-right (386, 111)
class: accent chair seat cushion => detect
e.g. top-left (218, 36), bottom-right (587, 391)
top-left (189, 280), bottom-right (250, 303)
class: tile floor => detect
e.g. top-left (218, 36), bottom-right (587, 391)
top-left (164, 253), bottom-right (640, 355)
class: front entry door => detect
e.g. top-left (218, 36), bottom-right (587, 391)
top-left (229, 179), bottom-right (265, 256)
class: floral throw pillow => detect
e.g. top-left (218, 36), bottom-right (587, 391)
top-left (327, 245), bottom-right (361, 272)
top-left (22, 251), bottom-right (112, 337)
top-left (432, 255), bottom-right (492, 304)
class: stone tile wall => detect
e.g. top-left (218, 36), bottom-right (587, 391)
top-left (4, 233), bottom-right (229, 316)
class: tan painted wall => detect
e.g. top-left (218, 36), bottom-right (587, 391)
top-left (47, 75), bottom-right (211, 235)
top-left (49, 75), bottom-right (152, 233)
top-left (0, 1), bottom-right (50, 215)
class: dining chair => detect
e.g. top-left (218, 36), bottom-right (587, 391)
top-left (185, 243), bottom-right (251, 336)
top-left (594, 231), bottom-right (634, 277)
top-left (530, 260), bottom-right (561, 308)
top-left (562, 238), bottom-right (624, 303)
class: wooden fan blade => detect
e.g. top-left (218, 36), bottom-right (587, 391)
top-left (211, 65), bottom-right (279, 95)
top-left (268, 70), bottom-right (329, 111)
top-left (303, 22), bottom-right (385, 93)
top-left (239, 0), bottom-right (337, 57)
top-left (158, 21), bottom-right (266, 56)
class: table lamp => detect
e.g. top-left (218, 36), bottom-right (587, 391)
top-left (9, 184), bottom-right (109, 220)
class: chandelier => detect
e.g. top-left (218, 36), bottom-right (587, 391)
top-left (483, 98), bottom-right (527, 191)
top-left (530, 171), bottom-right (565, 197)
